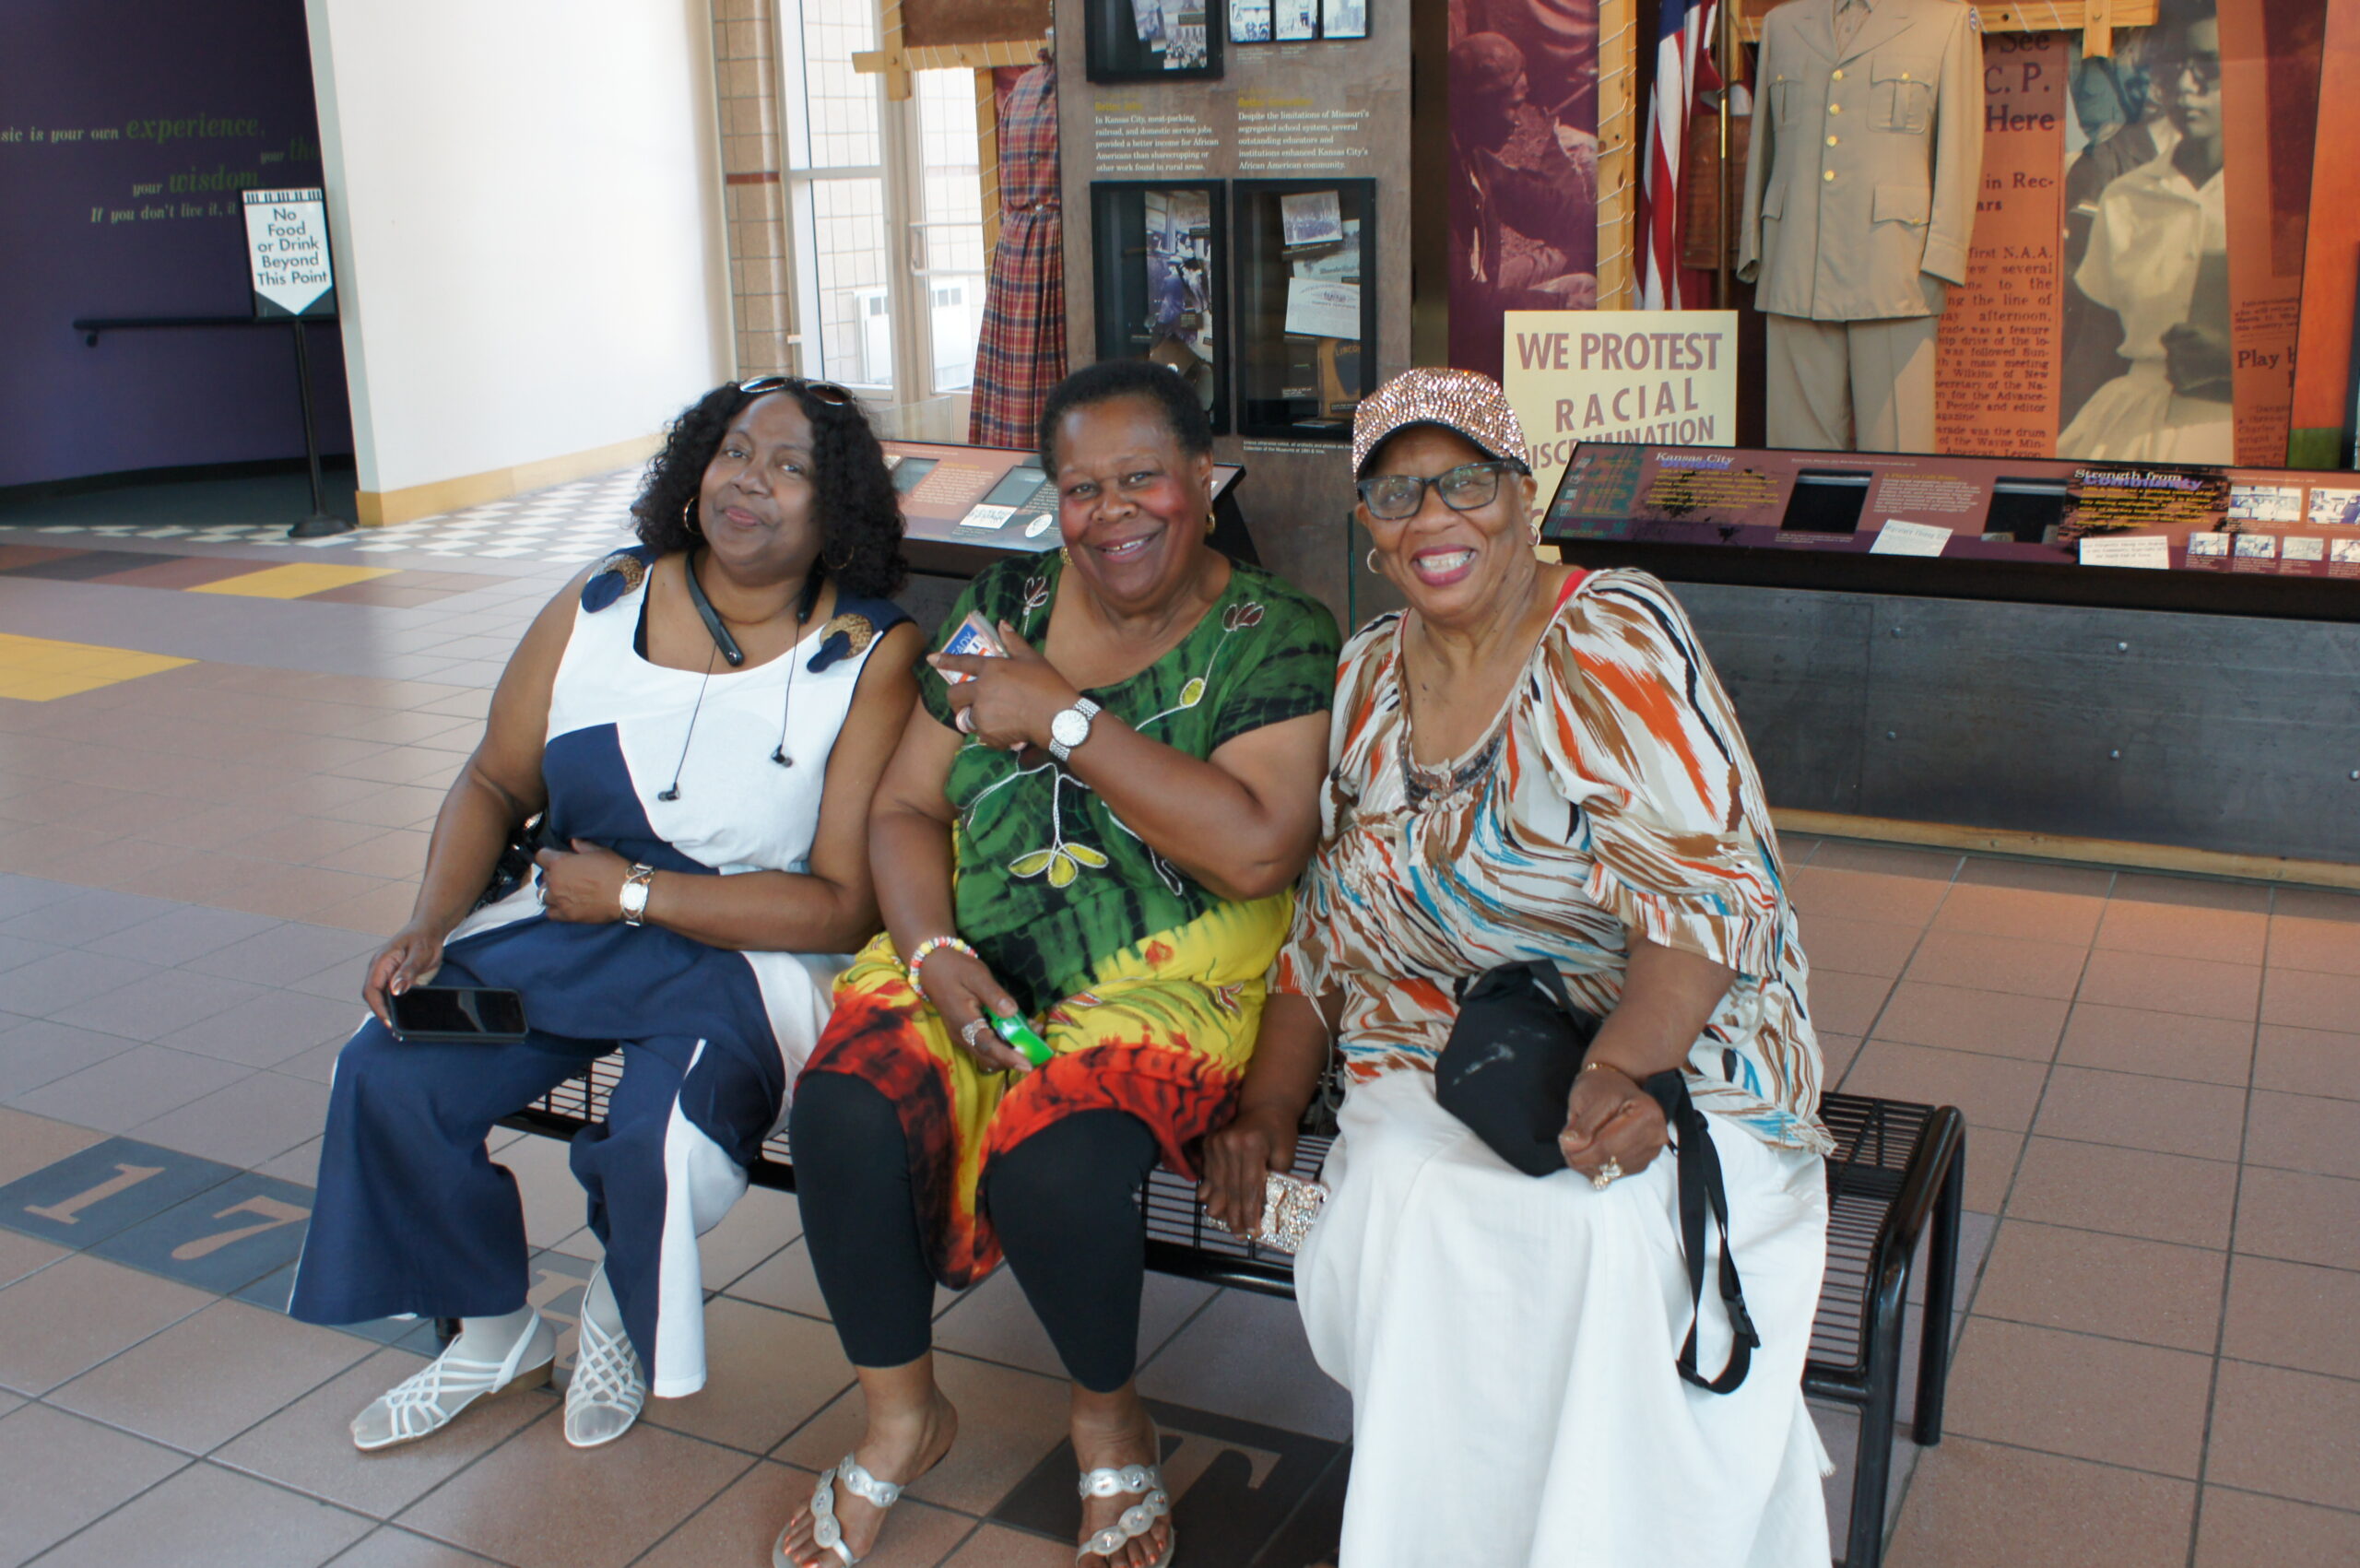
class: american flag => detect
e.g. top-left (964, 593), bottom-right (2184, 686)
top-left (1639, 0), bottom-right (1719, 310)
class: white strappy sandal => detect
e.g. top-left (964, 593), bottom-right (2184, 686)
top-left (773, 1453), bottom-right (904, 1568)
top-left (563, 1279), bottom-right (647, 1449)
top-left (349, 1313), bottom-right (554, 1452)
top-left (1076, 1440), bottom-right (1175, 1568)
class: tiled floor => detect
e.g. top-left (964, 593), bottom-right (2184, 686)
top-left (2, 472), bottom-right (2358, 1565)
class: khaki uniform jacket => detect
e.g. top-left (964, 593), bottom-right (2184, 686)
top-left (1739, 0), bottom-right (1984, 321)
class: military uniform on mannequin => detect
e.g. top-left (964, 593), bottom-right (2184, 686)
top-left (1739, 0), bottom-right (1984, 451)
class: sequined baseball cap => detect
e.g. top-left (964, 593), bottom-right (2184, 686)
top-left (1351, 367), bottom-right (1534, 477)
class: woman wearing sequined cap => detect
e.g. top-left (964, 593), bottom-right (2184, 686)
top-left (290, 377), bottom-right (923, 1455)
top-left (1200, 368), bottom-right (1834, 1565)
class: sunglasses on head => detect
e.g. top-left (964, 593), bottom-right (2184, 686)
top-left (738, 375), bottom-right (856, 407)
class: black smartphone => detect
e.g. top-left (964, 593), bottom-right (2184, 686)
top-left (388, 984), bottom-right (529, 1043)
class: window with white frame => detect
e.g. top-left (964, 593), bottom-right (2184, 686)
top-left (778, 0), bottom-right (988, 437)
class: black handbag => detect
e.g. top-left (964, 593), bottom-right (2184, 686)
top-left (1436, 960), bottom-right (1759, 1394)
top-left (473, 814), bottom-right (553, 912)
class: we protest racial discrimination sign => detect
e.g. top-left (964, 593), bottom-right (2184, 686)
top-left (1504, 311), bottom-right (1737, 489)
top-left (241, 187), bottom-right (334, 317)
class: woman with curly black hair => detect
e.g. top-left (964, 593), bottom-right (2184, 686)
top-left (291, 377), bottom-right (926, 1456)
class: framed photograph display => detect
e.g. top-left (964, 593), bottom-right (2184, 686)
top-left (1231, 0), bottom-right (1362, 43)
top-left (1091, 181), bottom-right (1230, 433)
top-left (1085, 0), bottom-right (1222, 81)
top-left (1231, 178), bottom-right (1376, 441)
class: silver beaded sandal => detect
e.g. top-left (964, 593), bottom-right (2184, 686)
top-left (1076, 1438), bottom-right (1175, 1568)
top-left (773, 1453), bottom-right (903, 1567)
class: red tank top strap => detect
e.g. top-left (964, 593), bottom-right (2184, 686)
top-left (1554, 567), bottom-right (1588, 609)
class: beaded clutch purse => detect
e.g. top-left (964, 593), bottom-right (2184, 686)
top-left (1251, 1171), bottom-right (1329, 1253)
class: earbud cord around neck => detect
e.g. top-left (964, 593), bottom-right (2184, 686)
top-left (658, 556), bottom-right (817, 798)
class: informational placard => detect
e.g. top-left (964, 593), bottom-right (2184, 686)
top-left (241, 187), bottom-right (333, 318)
top-left (1502, 310), bottom-right (1738, 492)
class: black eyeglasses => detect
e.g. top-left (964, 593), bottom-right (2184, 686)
top-left (739, 375), bottom-right (856, 407)
top-left (2163, 52), bottom-right (2222, 90)
top-left (1356, 459), bottom-right (1525, 522)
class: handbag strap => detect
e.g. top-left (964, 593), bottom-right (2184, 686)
top-left (1647, 1071), bottom-right (1758, 1394)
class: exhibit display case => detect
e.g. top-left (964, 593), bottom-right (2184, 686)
top-left (1231, 178), bottom-right (1376, 441)
top-left (1542, 442), bottom-right (2360, 619)
top-left (1089, 181), bottom-right (1229, 433)
top-left (1084, 0), bottom-right (1221, 81)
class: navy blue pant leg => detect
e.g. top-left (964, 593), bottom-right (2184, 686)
top-left (569, 1035), bottom-right (779, 1394)
top-left (289, 1008), bottom-right (608, 1327)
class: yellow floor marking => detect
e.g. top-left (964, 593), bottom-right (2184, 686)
top-left (186, 563), bottom-right (398, 598)
top-left (0, 632), bottom-right (194, 701)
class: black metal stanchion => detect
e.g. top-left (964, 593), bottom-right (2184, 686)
top-left (287, 318), bottom-right (350, 538)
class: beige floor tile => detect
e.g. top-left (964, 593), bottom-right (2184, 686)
top-left (30, 1457), bottom-right (372, 1568)
top-left (2031, 1067), bottom-right (2248, 1161)
top-left (1903, 929), bottom-right (2089, 1000)
top-left (321, 1527), bottom-right (500, 1568)
top-left (0, 1252), bottom-right (213, 1395)
top-left (2259, 966), bottom-right (2360, 1034)
top-left (2078, 949), bottom-right (2261, 1022)
top-left (1795, 912), bottom-right (1920, 977)
top-left (1807, 969), bottom-right (1895, 1037)
top-left (1953, 857), bottom-right (2116, 897)
top-left (313, 831), bottom-right (433, 880)
top-left (2095, 897), bottom-right (2270, 965)
top-left (1929, 880), bottom-right (2107, 946)
top-left (1819, 1030), bottom-right (1865, 1085)
top-left (2204, 1360), bottom-right (2360, 1512)
top-left (2056, 1003), bottom-right (2254, 1085)
top-left (2222, 1255), bottom-right (2360, 1381)
top-left (1840, 1042), bottom-right (2048, 1131)
top-left (395, 1415), bottom-right (750, 1568)
top-left (1136, 1288), bottom-right (1351, 1441)
top-left (723, 1239), bottom-right (829, 1319)
top-left (0, 1104), bottom-right (102, 1184)
top-left (212, 865), bottom-right (393, 923)
top-left (2004, 1138), bottom-right (2238, 1249)
top-left (930, 1266), bottom-right (1217, 1384)
top-left (1884, 1437), bottom-right (2193, 1568)
top-left (0, 1402), bottom-right (188, 1567)
top-left (1969, 1220), bottom-right (2225, 1351)
top-left (2236, 1167), bottom-right (2360, 1272)
top-left (0, 1229), bottom-right (65, 1290)
top-left (213, 1348), bottom-right (556, 1519)
top-left (231, 816), bottom-right (393, 868)
top-left (1942, 1317), bottom-right (2212, 1476)
top-left (936, 1524), bottom-right (1076, 1567)
top-left (309, 879), bottom-right (426, 937)
top-left (1870, 981), bottom-right (2070, 1060)
top-left (2244, 1090), bottom-right (2360, 1180)
top-left (2193, 1487), bottom-right (2360, 1568)
top-left (637, 1298), bottom-right (853, 1455)
top-left (1954, 1126), bottom-right (2018, 1214)
top-left (2253, 1024), bottom-right (2360, 1099)
top-left (2265, 913), bottom-right (2360, 978)
top-left (697, 1185), bottom-right (801, 1292)
top-left (1789, 865), bottom-right (1950, 928)
top-left (637, 1457), bottom-right (977, 1568)
top-left (773, 1350), bottom-right (1072, 1517)
top-left (49, 1298), bottom-right (371, 1455)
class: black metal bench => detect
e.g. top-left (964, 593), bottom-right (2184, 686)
top-left (502, 1072), bottom-right (1962, 1568)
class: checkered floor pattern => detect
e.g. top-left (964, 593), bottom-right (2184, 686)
top-left (20, 470), bottom-right (642, 564)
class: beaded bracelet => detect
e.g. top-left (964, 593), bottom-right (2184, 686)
top-left (905, 936), bottom-right (981, 1003)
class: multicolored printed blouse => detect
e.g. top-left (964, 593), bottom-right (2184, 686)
top-left (921, 549), bottom-right (1341, 1016)
top-left (1275, 568), bottom-right (1831, 1154)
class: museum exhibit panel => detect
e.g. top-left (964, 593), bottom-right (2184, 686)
top-left (1230, 178), bottom-right (1378, 439)
top-left (1089, 179), bottom-right (1231, 430)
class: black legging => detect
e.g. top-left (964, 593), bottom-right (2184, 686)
top-left (788, 1071), bottom-right (1160, 1393)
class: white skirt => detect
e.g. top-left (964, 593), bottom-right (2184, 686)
top-left (1296, 1070), bottom-right (1833, 1568)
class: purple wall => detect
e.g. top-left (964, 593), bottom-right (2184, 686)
top-left (0, 0), bottom-right (354, 489)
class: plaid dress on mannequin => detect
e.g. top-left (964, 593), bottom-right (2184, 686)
top-left (968, 62), bottom-right (1067, 449)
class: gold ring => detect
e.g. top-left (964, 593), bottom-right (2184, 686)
top-left (1589, 1158), bottom-right (1622, 1191)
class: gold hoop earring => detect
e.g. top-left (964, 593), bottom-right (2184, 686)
top-left (681, 497), bottom-right (701, 536)
top-left (1205, 512), bottom-right (1218, 536)
top-left (1365, 548), bottom-right (1383, 574)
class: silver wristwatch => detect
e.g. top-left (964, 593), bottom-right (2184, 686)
top-left (1047, 697), bottom-right (1101, 763)
top-left (619, 863), bottom-right (655, 925)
